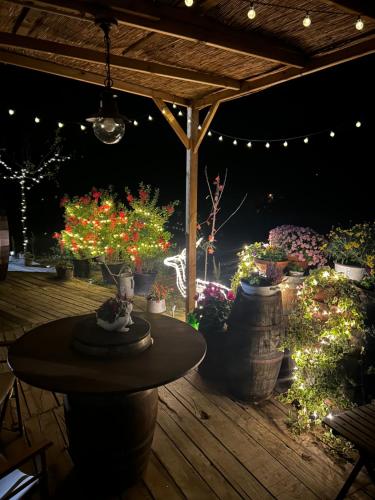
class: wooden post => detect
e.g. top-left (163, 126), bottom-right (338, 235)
top-left (185, 107), bottom-right (199, 315)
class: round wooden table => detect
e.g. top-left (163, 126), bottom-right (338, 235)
top-left (8, 312), bottom-right (206, 493)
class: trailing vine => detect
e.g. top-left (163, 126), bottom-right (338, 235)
top-left (280, 267), bottom-right (366, 434)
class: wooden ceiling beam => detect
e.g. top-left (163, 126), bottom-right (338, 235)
top-left (194, 37), bottom-right (375, 108)
top-left (0, 49), bottom-right (189, 106)
top-left (11, 7), bottom-right (30, 34)
top-left (3, 0), bottom-right (306, 67)
top-left (320, 1), bottom-right (375, 21)
top-left (0, 32), bottom-right (240, 90)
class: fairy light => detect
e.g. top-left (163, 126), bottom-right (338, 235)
top-left (355, 16), bottom-right (364, 30)
top-left (304, 137), bottom-right (309, 144)
top-left (283, 141), bottom-right (288, 147)
top-left (178, 110), bottom-right (183, 117)
top-left (208, 130), bottom-right (212, 136)
top-left (265, 142), bottom-right (270, 148)
top-left (247, 141), bottom-right (252, 148)
top-left (58, 121), bottom-right (64, 128)
top-left (173, 103), bottom-right (177, 109)
top-left (233, 139), bottom-right (238, 145)
top-left (34, 116), bottom-right (40, 123)
top-left (355, 121), bottom-right (361, 128)
top-left (247, 3), bottom-right (256, 20)
top-left (184, 0), bottom-right (194, 6)
top-left (330, 131), bottom-right (335, 138)
top-left (148, 115), bottom-right (153, 121)
top-left (219, 135), bottom-right (223, 142)
top-left (303, 12), bottom-right (311, 27)
top-left (8, 109), bottom-right (15, 116)
top-left (80, 124), bottom-right (86, 131)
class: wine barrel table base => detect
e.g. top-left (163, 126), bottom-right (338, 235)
top-left (8, 313), bottom-right (206, 492)
top-left (64, 389), bottom-right (158, 492)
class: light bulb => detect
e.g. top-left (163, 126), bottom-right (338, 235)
top-left (283, 141), bottom-right (288, 147)
top-left (247, 141), bottom-right (252, 148)
top-left (198, 125), bottom-right (202, 130)
top-left (303, 13), bottom-right (311, 28)
top-left (330, 131), bottom-right (335, 138)
top-left (148, 115), bottom-right (153, 121)
top-left (173, 103), bottom-right (177, 109)
top-left (93, 117), bottom-right (125, 144)
top-left (304, 137), bottom-right (309, 144)
top-left (355, 16), bottom-right (364, 31)
top-left (184, 0), bottom-right (194, 6)
top-left (58, 122), bottom-right (64, 128)
top-left (80, 124), bottom-right (86, 130)
top-left (34, 116), bottom-right (40, 123)
top-left (247, 4), bottom-right (256, 20)
top-left (233, 139), bottom-right (237, 145)
top-left (265, 142), bottom-right (270, 148)
top-left (208, 130), bottom-right (212, 136)
top-left (219, 136), bottom-right (223, 141)
top-left (355, 121), bottom-right (361, 128)
top-left (8, 109), bottom-right (15, 116)
top-left (133, 120), bottom-right (139, 126)
top-left (178, 110), bottom-right (183, 117)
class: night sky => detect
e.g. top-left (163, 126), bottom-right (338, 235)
top-left (0, 53), bottom-right (374, 277)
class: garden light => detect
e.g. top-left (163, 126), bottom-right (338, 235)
top-left (303, 13), bottom-right (311, 27)
top-left (247, 4), bottom-right (256, 20)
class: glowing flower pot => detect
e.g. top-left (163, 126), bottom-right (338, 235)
top-left (334, 262), bottom-right (366, 282)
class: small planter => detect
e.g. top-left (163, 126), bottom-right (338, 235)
top-left (240, 279), bottom-right (280, 296)
top-left (134, 271), bottom-right (157, 296)
top-left (289, 270), bottom-right (305, 277)
top-left (146, 298), bottom-right (166, 314)
top-left (72, 259), bottom-right (91, 279)
top-left (334, 262), bottom-right (366, 282)
top-left (56, 266), bottom-right (73, 280)
top-left (254, 258), bottom-right (289, 274)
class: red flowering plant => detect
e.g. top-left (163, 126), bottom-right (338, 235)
top-left (124, 183), bottom-right (179, 273)
top-left (190, 283), bottom-right (235, 333)
top-left (54, 188), bottom-right (133, 262)
top-left (147, 282), bottom-right (171, 302)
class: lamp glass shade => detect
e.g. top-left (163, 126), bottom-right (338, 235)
top-left (86, 91), bottom-right (126, 144)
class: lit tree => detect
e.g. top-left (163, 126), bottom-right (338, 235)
top-left (0, 136), bottom-right (71, 254)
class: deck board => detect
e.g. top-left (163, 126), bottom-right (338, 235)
top-left (0, 272), bottom-right (373, 499)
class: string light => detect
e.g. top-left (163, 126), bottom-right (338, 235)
top-left (247, 141), bottom-right (252, 148)
top-left (330, 130), bottom-right (335, 137)
top-left (355, 121), bottom-right (361, 128)
top-left (80, 124), bottom-right (86, 131)
top-left (219, 135), bottom-right (223, 142)
top-left (34, 116), bottom-right (40, 123)
top-left (304, 137), bottom-right (309, 144)
top-left (355, 16), bottom-right (364, 30)
top-left (8, 109), bottom-right (15, 116)
top-left (208, 130), bottom-right (212, 136)
top-left (198, 125), bottom-right (202, 130)
top-left (233, 139), bottom-right (238, 145)
top-left (148, 115), bottom-right (153, 121)
top-left (303, 12), bottom-right (311, 27)
top-left (58, 121), bottom-right (64, 128)
top-left (247, 3), bottom-right (256, 20)
top-left (265, 142), bottom-right (270, 148)
top-left (133, 120), bottom-right (138, 126)
top-left (283, 141), bottom-right (288, 147)
top-left (178, 110), bottom-right (183, 117)
top-left (184, 0), bottom-right (194, 6)
top-left (172, 103), bottom-right (177, 109)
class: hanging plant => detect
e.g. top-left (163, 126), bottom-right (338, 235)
top-left (280, 267), bottom-right (366, 434)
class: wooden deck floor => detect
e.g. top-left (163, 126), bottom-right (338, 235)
top-left (0, 272), bottom-right (374, 499)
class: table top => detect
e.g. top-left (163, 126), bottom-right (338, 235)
top-left (8, 313), bottom-right (206, 395)
top-left (323, 403), bottom-right (375, 456)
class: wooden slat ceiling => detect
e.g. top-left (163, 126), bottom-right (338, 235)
top-left (0, 0), bottom-right (374, 108)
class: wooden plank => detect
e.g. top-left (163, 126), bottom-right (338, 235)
top-left (143, 451), bottom-right (185, 499)
top-left (4, 0), bottom-right (307, 67)
top-left (0, 32), bottom-right (241, 90)
top-left (158, 386), bottom-right (269, 499)
top-left (152, 424), bottom-right (218, 499)
top-left (185, 106), bottom-right (199, 315)
top-left (194, 101), bottom-right (220, 153)
top-left (153, 98), bottom-right (190, 149)
top-left (0, 49), bottom-right (189, 106)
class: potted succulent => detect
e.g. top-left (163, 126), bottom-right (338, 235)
top-left (324, 223), bottom-right (375, 281)
top-left (146, 282), bottom-right (169, 313)
top-left (269, 225), bottom-right (327, 269)
top-left (240, 264), bottom-right (284, 296)
top-left (55, 258), bottom-right (73, 280)
top-left (288, 261), bottom-right (306, 277)
top-left (253, 244), bottom-right (288, 274)
top-left (191, 283), bottom-right (235, 380)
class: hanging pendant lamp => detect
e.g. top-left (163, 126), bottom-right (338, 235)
top-left (86, 19), bottom-right (126, 144)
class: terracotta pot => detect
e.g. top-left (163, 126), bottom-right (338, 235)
top-left (287, 254), bottom-right (309, 269)
top-left (254, 258), bottom-right (289, 274)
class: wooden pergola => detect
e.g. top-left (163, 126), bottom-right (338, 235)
top-left (1, 0), bottom-right (374, 314)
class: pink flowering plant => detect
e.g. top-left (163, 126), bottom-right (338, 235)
top-left (191, 283), bottom-right (235, 333)
top-left (269, 225), bottom-right (326, 267)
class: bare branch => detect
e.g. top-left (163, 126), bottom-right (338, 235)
top-left (215, 193), bottom-right (248, 234)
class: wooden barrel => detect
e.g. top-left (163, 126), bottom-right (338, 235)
top-left (0, 214), bottom-right (9, 281)
top-left (64, 388), bottom-right (158, 493)
top-left (226, 288), bottom-right (284, 402)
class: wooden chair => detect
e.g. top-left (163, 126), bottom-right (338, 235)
top-left (0, 438), bottom-right (51, 499)
top-left (0, 340), bottom-right (23, 435)
top-left (323, 403), bottom-right (375, 499)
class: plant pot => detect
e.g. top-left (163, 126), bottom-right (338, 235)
top-left (334, 262), bottom-right (366, 282)
top-left (287, 254), bottom-right (309, 269)
top-left (24, 256), bottom-right (33, 267)
top-left (289, 270), bottom-right (305, 277)
top-left (101, 262), bottom-right (130, 285)
top-left (254, 258), bottom-right (289, 274)
top-left (56, 266), bottom-right (73, 280)
top-left (134, 271), bottom-right (157, 296)
top-left (240, 279), bottom-right (280, 296)
top-left (146, 298), bottom-right (166, 314)
top-left (72, 259), bottom-right (91, 279)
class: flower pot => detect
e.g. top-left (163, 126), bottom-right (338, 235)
top-left (334, 262), bottom-right (366, 282)
top-left (254, 258), bottom-right (289, 274)
top-left (101, 262), bottom-right (130, 285)
top-left (289, 270), bottom-right (305, 277)
top-left (72, 259), bottom-right (91, 278)
top-left (240, 279), bottom-right (280, 296)
top-left (146, 298), bottom-right (166, 314)
top-left (134, 271), bottom-right (157, 296)
top-left (56, 266), bottom-right (73, 280)
top-left (287, 254), bottom-right (309, 269)
top-left (24, 256), bottom-right (33, 267)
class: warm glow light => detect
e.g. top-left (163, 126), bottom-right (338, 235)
top-left (80, 124), bottom-right (86, 131)
top-left (8, 109), bottom-right (15, 116)
top-left (233, 139), bottom-right (238, 145)
top-left (303, 13), bottom-right (311, 27)
top-left (355, 121), bottom-right (361, 128)
top-left (184, 0), bottom-right (194, 6)
top-left (265, 142), bottom-right (270, 148)
top-left (283, 141), bottom-right (288, 147)
top-left (58, 122), bottom-right (64, 128)
top-left (148, 115), bottom-right (153, 121)
top-left (330, 131), bottom-right (335, 138)
top-left (133, 120), bottom-right (138, 126)
top-left (34, 116), bottom-right (40, 123)
top-left (247, 4), bottom-right (256, 20)
top-left (304, 137), bottom-right (309, 144)
top-left (247, 141), bottom-right (252, 148)
top-left (355, 16), bottom-right (364, 30)
top-left (208, 130), bottom-right (212, 136)
top-left (178, 110), bottom-right (183, 117)
top-left (219, 136), bottom-right (223, 141)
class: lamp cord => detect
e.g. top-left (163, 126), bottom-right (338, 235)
top-left (101, 22), bottom-right (113, 89)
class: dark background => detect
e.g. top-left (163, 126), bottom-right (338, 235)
top-left (0, 54), bottom-right (374, 280)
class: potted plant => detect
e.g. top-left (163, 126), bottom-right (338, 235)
top-left (191, 283), bottom-right (235, 380)
top-left (146, 282), bottom-right (169, 313)
top-left (240, 264), bottom-right (284, 296)
top-left (55, 258), bottom-right (73, 280)
top-left (324, 223), bottom-right (375, 281)
top-left (96, 296), bottom-right (134, 332)
top-left (269, 225), bottom-right (327, 269)
top-left (24, 251), bottom-right (33, 267)
top-left (252, 244), bottom-right (288, 274)
top-left (288, 261), bottom-right (306, 277)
